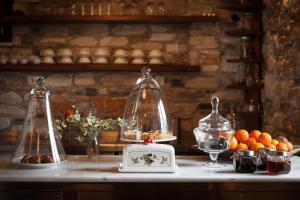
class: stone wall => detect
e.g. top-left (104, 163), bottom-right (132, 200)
top-left (0, 0), bottom-right (247, 150)
top-left (263, 0), bottom-right (300, 144)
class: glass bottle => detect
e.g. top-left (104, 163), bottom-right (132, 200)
top-left (240, 36), bottom-right (254, 59)
top-left (158, 1), bottom-right (166, 15)
top-left (86, 129), bottom-right (99, 159)
top-left (11, 77), bottom-right (67, 167)
top-left (145, 0), bottom-right (154, 15)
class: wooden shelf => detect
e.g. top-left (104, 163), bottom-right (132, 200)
top-left (0, 63), bottom-right (200, 72)
top-left (226, 28), bottom-right (263, 37)
top-left (226, 82), bottom-right (264, 90)
top-left (226, 58), bottom-right (260, 63)
top-left (220, 4), bottom-right (264, 11)
top-left (2, 15), bottom-right (219, 24)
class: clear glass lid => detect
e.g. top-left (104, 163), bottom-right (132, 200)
top-left (11, 77), bottom-right (67, 166)
top-left (120, 67), bottom-right (175, 142)
top-left (198, 96), bottom-right (231, 131)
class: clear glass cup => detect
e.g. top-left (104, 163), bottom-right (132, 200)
top-left (193, 97), bottom-right (234, 168)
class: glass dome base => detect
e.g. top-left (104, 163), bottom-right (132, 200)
top-left (12, 159), bottom-right (67, 169)
top-left (121, 136), bottom-right (177, 143)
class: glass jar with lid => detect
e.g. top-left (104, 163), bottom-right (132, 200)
top-left (267, 151), bottom-right (291, 174)
top-left (193, 97), bottom-right (235, 168)
top-left (257, 148), bottom-right (276, 171)
top-left (233, 149), bottom-right (257, 173)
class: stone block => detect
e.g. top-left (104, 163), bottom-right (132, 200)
top-left (166, 43), bottom-right (188, 53)
top-left (0, 105), bottom-right (26, 117)
top-left (150, 33), bottom-right (176, 42)
top-left (188, 50), bottom-right (198, 65)
top-left (70, 36), bottom-right (98, 46)
top-left (100, 36), bottom-right (129, 47)
top-left (36, 37), bottom-right (66, 45)
top-left (46, 74), bottom-right (72, 88)
top-left (201, 65), bottom-right (219, 73)
top-left (0, 92), bottom-right (23, 105)
top-left (150, 25), bottom-right (168, 32)
top-left (74, 73), bottom-right (96, 86)
top-left (185, 77), bottom-right (218, 89)
top-left (131, 42), bottom-right (163, 50)
top-left (189, 36), bottom-right (218, 49)
top-left (211, 90), bottom-right (244, 101)
top-left (0, 117), bottom-right (11, 130)
top-left (112, 25), bottom-right (147, 35)
top-left (93, 96), bottom-right (127, 117)
top-left (99, 74), bottom-right (136, 87)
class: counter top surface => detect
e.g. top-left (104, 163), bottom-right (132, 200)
top-left (0, 155), bottom-right (300, 183)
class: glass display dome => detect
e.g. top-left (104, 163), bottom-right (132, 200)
top-left (120, 67), bottom-right (175, 142)
top-left (11, 76), bottom-right (67, 167)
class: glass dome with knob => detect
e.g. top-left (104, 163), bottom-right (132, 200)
top-left (119, 67), bottom-right (177, 172)
top-left (120, 67), bottom-right (176, 143)
top-left (11, 76), bottom-right (67, 168)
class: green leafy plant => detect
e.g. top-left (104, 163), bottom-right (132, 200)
top-left (56, 105), bottom-right (119, 144)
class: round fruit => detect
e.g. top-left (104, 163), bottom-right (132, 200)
top-left (266, 143), bottom-right (276, 150)
top-left (284, 141), bottom-right (293, 152)
top-left (246, 138), bottom-right (257, 149)
top-left (276, 142), bottom-right (288, 152)
top-left (230, 136), bottom-right (238, 150)
top-left (271, 139), bottom-right (279, 146)
top-left (251, 142), bottom-right (264, 151)
top-left (249, 130), bottom-right (261, 140)
top-left (235, 129), bottom-right (249, 143)
top-left (278, 135), bottom-right (288, 143)
top-left (236, 143), bottom-right (248, 150)
top-left (144, 136), bottom-right (153, 144)
top-left (257, 132), bottom-right (272, 146)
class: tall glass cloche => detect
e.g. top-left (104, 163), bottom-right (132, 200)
top-left (11, 77), bottom-right (67, 167)
top-left (120, 67), bottom-right (175, 142)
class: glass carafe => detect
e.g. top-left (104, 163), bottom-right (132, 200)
top-left (120, 67), bottom-right (174, 142)
top-left (193, 97), bottom-right (234, 168)
top-left (11, 77), bottom-right (67, 167)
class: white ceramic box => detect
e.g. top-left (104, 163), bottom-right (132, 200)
top-left (119, 144), bottom-right (177, 173)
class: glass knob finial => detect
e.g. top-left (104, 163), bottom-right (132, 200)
top-left (211, 96), bottom-right (219, 114)
top-left (35, 76), bottom-right (46, 88)
top-left (141, 66), bottom-right (151, 78)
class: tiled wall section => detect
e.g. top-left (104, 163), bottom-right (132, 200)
top-left (0, 0), bottom-right (248, 150)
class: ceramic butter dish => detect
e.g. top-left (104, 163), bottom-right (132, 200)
top-left (119, 144), bottom-right (177, 173)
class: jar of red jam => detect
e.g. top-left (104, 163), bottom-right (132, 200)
top-left (267, 151), bottom-right (291, 174)
top-left (233, 150), bottom-right (257, 173)
top-left (257, 148), bottom-right (276, 171)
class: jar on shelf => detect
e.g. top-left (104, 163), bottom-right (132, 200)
top-left (233, 150), bottom-right (257, 173)
top-left (240, 36), bottom-right (254, 59)
top-left (267, 151), bottom-right (291, 174)
top-left (257, 148), bottom-right (276, 171)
